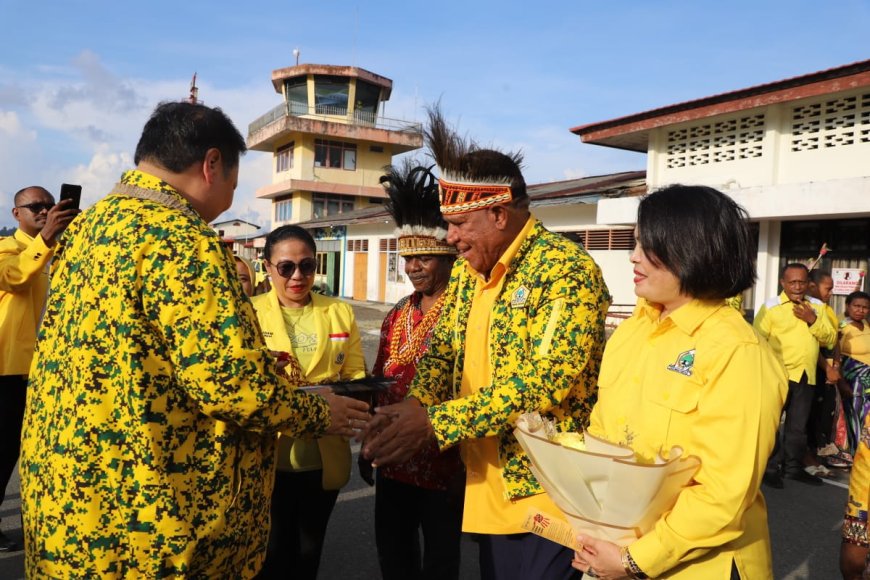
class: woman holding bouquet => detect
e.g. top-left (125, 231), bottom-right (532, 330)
top-left (572, 185), bottom-right (787, 579)
top-left (253, 225), bottom-right (367, 579)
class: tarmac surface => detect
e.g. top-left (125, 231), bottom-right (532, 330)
top-left (0, 298), bottom-right (854, 579)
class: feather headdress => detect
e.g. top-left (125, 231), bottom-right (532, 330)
top-left (380, 158), bottom-right (457, 257)
top-left (424, 103), bottom-right (526, 215)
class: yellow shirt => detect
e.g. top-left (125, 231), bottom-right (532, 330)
top-left (460, 217), bottom-right (562, 534)
top-left (590, 298), bottom-right (786, 579)
top-left (281, 303), bottom-right (322, 470)
top-left (753, 292), bottom-right (837, 383)
top-left (0, 229), bottom-right (54, 375)
top-left (841, 320), bottom-right (870, 366)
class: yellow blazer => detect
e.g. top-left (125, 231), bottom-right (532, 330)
top-left (252, 290), bottom-right (366, 489)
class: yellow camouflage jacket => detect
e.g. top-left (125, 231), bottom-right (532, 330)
top-left (20, 170), bottom-right (330, 579)
top-left (408, 219), bottom-right (610, 499)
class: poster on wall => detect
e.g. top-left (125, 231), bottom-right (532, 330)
top-left (832, 268), bottom-right (865, 295)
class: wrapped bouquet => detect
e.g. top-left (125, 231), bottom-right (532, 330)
top-left (515, 412), bottom-right (700, 546)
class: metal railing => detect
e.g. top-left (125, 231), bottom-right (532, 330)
top-left (248, 102), bottom-right (422, 137)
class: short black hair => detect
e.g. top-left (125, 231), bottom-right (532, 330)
top-left (459, 149), bottom-right (527, 201)
top-left (808, 269), bottom-right (832, 285)
top-left (636, 184), bottom-right (756, 300)
top-left (134, 101), bottom-right (246, 175)
top-left (13, 186), bottom-right (51, 206)
top-left (264, 225), bottom-right (317, 260)
top-left (781, 263), bottom-right (809, 278)
top-left (846, 291), bottom-right (870, 306)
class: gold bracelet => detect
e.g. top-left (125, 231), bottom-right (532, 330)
top-left (619, 546), bottom-right (649, 579)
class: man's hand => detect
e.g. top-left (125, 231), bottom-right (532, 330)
top-left (41, 198), bottom-right (79, 246)
top-left (322, 392), bottom-right (370, 439)
top-left (362, 398), bottom-right (435, 468)
top-left (792, 301), bottom-right (817, 325)
top-left (824, 364), bottom-right (841, 384)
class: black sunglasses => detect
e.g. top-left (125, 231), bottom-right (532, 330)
top-left (270, 258), bottom-right (317, 278)
top-left (16, 202), bottom-right (55, 213)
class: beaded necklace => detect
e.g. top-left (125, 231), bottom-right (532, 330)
top-left (384, 292), bottom-right (446, 369)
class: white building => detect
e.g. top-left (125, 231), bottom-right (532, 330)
top-left (573, 59), bottom-right (870, 316)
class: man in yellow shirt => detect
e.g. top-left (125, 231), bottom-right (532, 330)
top-left (19, 102), bottom-right (370, 578)
top-left (754, 262), bottom-right (837, 487)
top-left (0, 185), bottom-right (77, 552)
top-left (364, 108), bottom-right (610, 579)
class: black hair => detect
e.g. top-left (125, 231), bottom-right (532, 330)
top-left (636, 184), bottom-right (756, 300)
top-left (781, 263), bottom-right (809, 277)
top-left (808, 269), bottom-right (832, 285)
top-left (263, 225), bottom-right (317, 260)
top-left (13, 186), bottom-right (51, 206)
top-left (459, 149), bottom-right (527, 201)
top-left (846, 291), bottom-right (870, 306)
top-left (134, 101), bottom-right (246, 175)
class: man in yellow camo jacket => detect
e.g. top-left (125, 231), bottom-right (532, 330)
top-left (20, 101), bottom-right (369, 578)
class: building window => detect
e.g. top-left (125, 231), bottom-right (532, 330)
top-left (276, 142), bottom-right (294, 173)
top-left (355, 80), bottom-right (381, 117)
top-left (666, 114), bottom-right (765, 168)
top-left (348, 239), bottom-right (369, 252)
top-left (314, 139), bottom-right (357, 170)
top-left (379, 238), bottom-right (404, 283)
top-left (284, 78), bottom-right (308, 114)
top-left (791, 92), bottom-right (870, 152)
top-left (314, 75), bottom-right (349, 114)
top-left (275, 198), bottom-right (293, 222)
top-left (316, 252), bottom-right (330, 276)
top-left (564, 228), bottom-right (636, 250)
top-left (312, 194), bottom-right (354, 219)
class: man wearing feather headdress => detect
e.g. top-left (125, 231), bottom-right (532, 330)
top-left (362, 160), bottom-right (465, 580)
top-left (363, 105), bottom-right (610, 579)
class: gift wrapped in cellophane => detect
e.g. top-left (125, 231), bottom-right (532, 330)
top-left (514, 412), bottom-right (700, 546)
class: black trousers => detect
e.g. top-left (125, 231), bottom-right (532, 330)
top-left (258, 469), bottom-right (338, 580)
top-left (0, 375), bottom-right (27, 510)
top-left (375, 471), bottom-right (465, 580)
top-left (768, 373), bottom-right (815, 476)
top-left (478, 532), bottom-right (579, 580)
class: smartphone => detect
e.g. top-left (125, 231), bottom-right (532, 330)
top-left (59, 183), bottom-right (82, 210)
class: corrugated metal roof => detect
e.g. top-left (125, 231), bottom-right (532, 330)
top-left (292, 171), bottom-right (647, 228)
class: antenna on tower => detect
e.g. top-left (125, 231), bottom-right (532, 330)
top-left (188, 73), bottom-right (200, 104)
top-left (293, 48), bottom-right (300, 66)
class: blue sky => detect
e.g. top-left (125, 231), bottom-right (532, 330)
top-left (0, 0), bottom-right (867, 229)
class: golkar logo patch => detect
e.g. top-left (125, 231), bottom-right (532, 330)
top-left (667, 349), bottom-right (695, 377)
top-left (511, 285), bottom-right (530, 308)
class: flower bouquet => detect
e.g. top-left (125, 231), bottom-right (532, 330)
top-left (514, 412), bottom-right (700, 546)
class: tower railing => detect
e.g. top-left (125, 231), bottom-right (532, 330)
top-left (248, 102), bottom-right (422, 137)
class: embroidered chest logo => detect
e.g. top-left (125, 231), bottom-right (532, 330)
top-left (511, 285), bottom-right (530, 308)
top-left (667, 349), bottom-right (695, 377)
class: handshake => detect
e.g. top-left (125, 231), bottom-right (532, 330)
top-left (327, 396), bottom-right (435, 468)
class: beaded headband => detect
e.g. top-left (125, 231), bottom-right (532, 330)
top-left (438, 176), bottom-right (515, 215)
top-left (396, 225), bottom-right (456, 257)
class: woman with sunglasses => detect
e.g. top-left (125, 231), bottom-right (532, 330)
top-left (252, 225), bottom-right (366, 579)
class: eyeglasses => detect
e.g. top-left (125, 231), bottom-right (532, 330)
top-left (270, 258), bottom-right (317, 278)
top-left (16, 202), bottom-right (54, 213)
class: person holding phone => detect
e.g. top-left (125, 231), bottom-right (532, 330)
top-left (0, 185), bottom-right (77, 552)
top-left (252, 225), bottom-right (367, 580)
